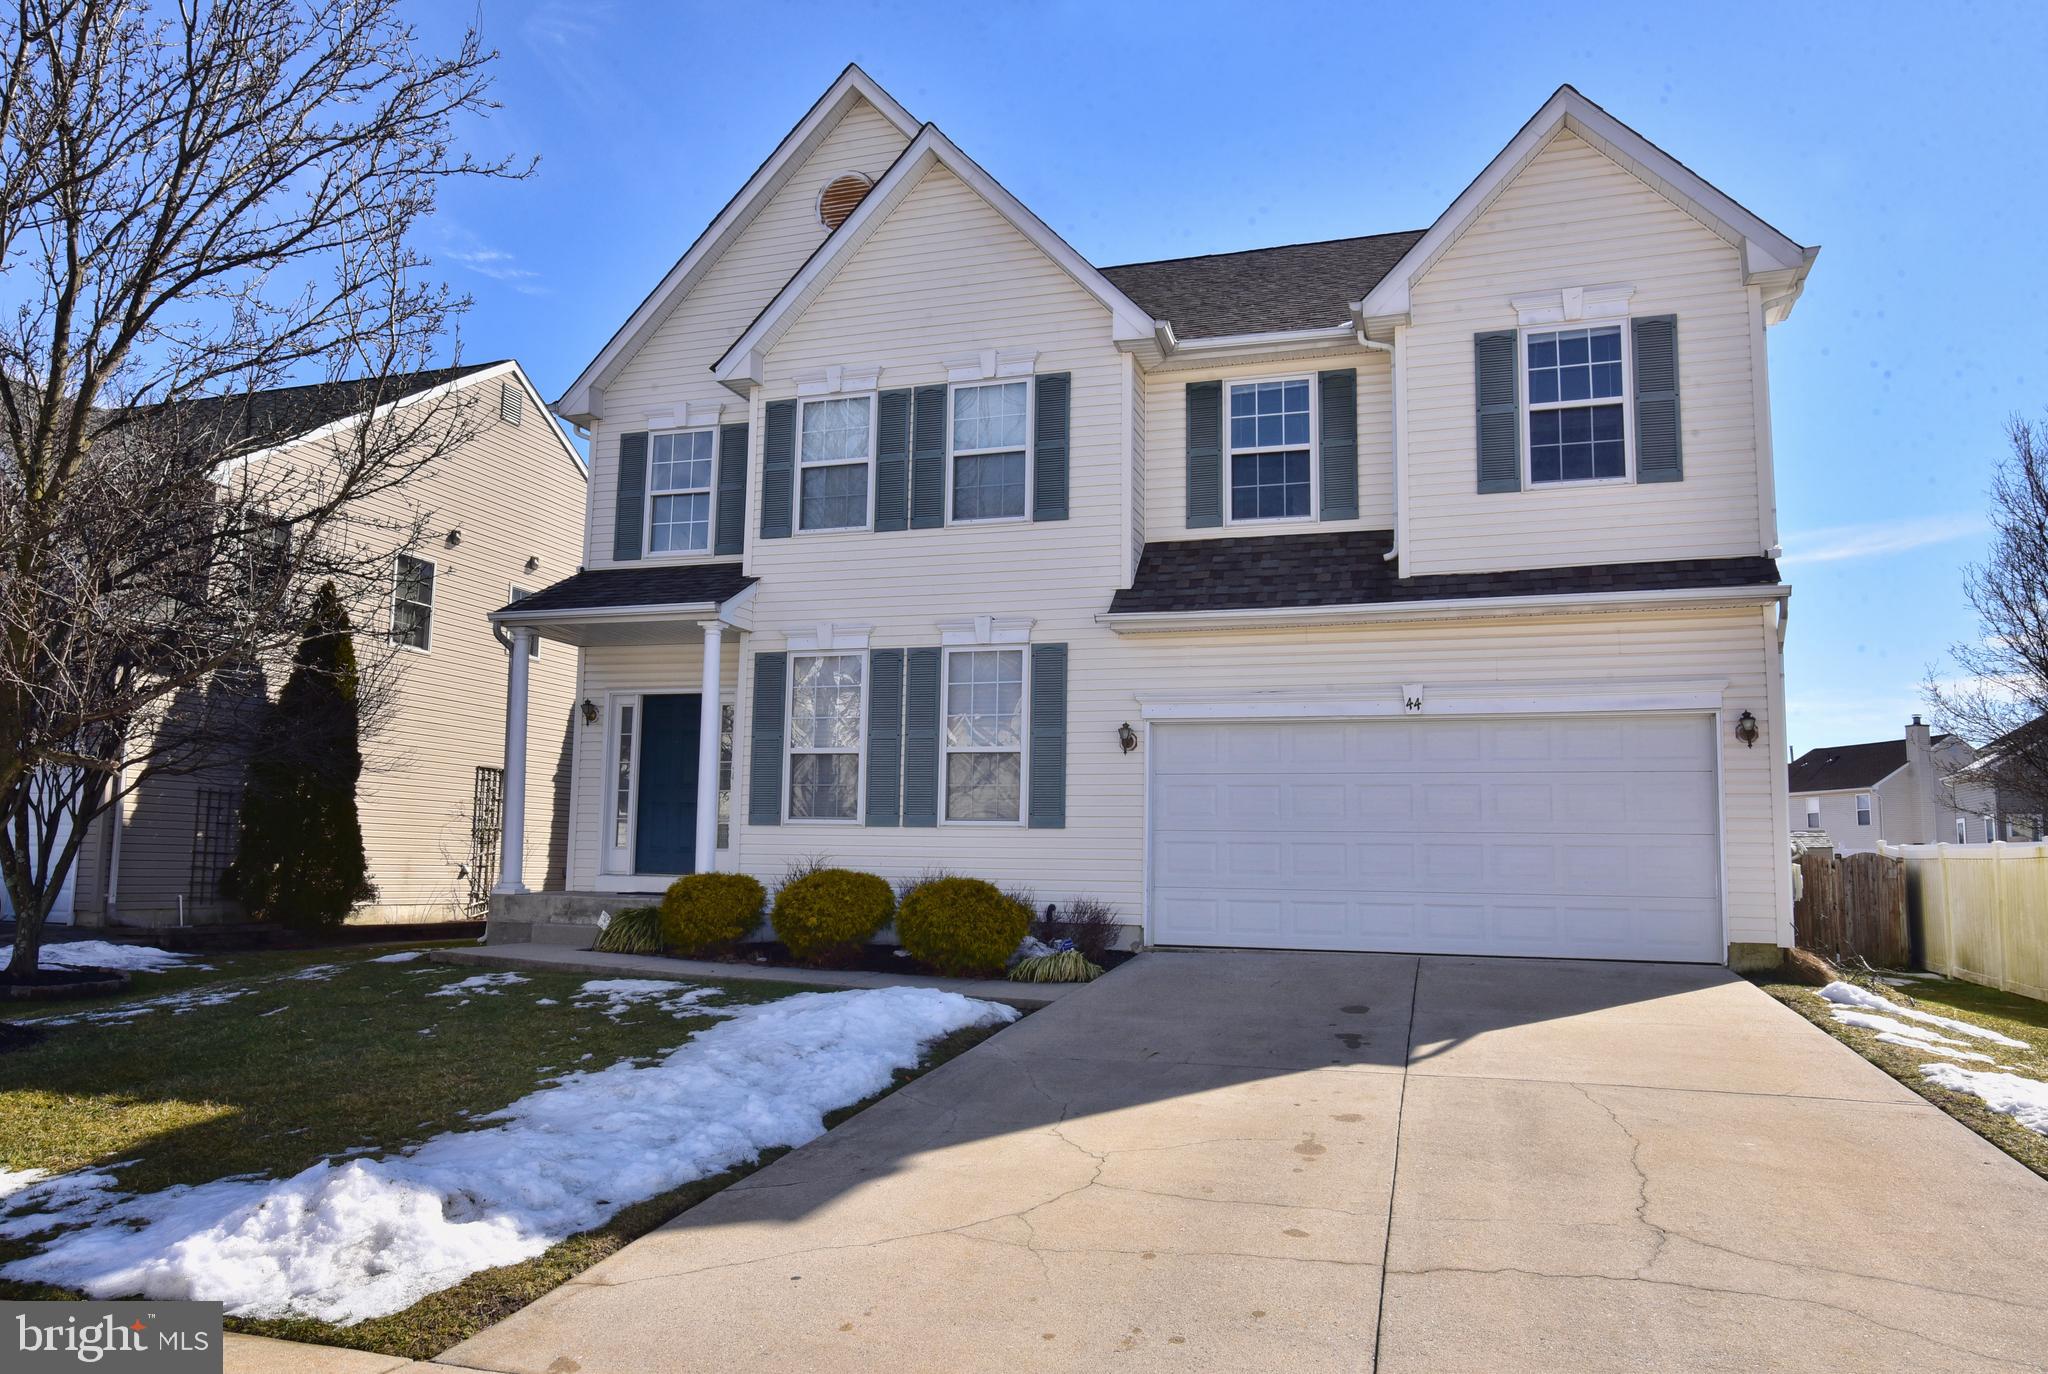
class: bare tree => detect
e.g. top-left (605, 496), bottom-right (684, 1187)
top-left (1927, 413), bottom-right (2048, 806)
top-left (0, 0), bottom-right (528, 977)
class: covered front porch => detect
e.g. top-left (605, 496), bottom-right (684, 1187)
top-left (488, 564), bottom-right (755, 935)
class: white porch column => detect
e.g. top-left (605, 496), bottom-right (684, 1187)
top-left (494, 627), bottom-right (534, 895)
top-left (694, 620), bottom-right (724, 872)
top-left (692, 622), bottom-right (724, 872)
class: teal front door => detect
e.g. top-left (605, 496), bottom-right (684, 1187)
top-left (634, 694), bottom-right (701, 875)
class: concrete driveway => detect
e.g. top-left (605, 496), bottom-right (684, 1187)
top-left (437, 954), bottom-right (2048, 1373)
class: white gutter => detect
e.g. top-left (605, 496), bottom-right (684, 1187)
top-left (1097, 583), bottom-right (1791, 635)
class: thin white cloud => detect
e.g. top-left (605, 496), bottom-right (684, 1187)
top-left (1779, 513), bottom-right (1984, 566)
top-left (521, 1), bottom-right (614, 118)
top-left (444, 246), bottom-right (547, 295)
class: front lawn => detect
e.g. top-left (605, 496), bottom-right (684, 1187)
top-left (1760, 971), bottom-right (2048, 1180)
top-left (0, 944), bottom-right (1011, 1358)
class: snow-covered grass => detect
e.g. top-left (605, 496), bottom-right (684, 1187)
top-left (1817, 981), bottom-right (2028, 1048)
top-left (34, 941), bottom-right (209, 974)
top-left (572, 978), bottom-right (722, 1019)
top-left (368, 951), bottom-right (424, 964)
top-left (426, 972), bottom-right (527, 999)
top-left (1919, 1063), bottom-right (2048, 1135)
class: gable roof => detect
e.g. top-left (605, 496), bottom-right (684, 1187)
top-left (149, 363), bottom-right (500, 451)
top-left (1787, 739), bottom-right (1927, 793)
top-left (553, 65), bottom-right (919, 424)
top-left (1356, 84), bottom-right (1818, 332)
top-left (1101, 232), bottom-right (1425, 340)
top-left (712, 123), bottom-right (1157, 387)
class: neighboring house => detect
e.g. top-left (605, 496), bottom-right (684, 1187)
top-left (492, 68), bottom-right (1817, 968)
top-left (61, 361), bottom-right (587, 926)
top-left (1966, 714), bottom-right (2047, 842)
top-left (1787, 716), bottom-right (1998, 854)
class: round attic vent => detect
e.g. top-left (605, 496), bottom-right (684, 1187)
top-left (817, 172), bottom-right (873, 231)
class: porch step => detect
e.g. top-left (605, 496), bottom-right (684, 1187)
top-left (530, 921), bottom-right (599, 950)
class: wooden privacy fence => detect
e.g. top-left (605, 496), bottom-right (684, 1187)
top-left (1883, 841), bottom-right (2048, 1003)
top-left (1794, 849), bottom-right (1908, 968)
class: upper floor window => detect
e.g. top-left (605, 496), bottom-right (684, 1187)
top-left (391, 554), bottom-right (434, 652)
top-left (944, 648), bottom-right (1026, 823)
top-left (950, 381), bottom-right (1029, 522)
top-left (1526, 325), bottom-right (1626, 485)
top-left (1804, 797), bottom-right (1820, 830)
top-left (788, 652), bottom-right (864, 820)
top-left (1855, 793), bottom-right (1872, 826)
top-left (648, 429), bottom-right (714, 553)
top-left (798, 395), bottom-right (873, 532)
top-left (1956, 816), bottom-right (1968, 844)
top-left (1228, 378), bottom-right (1313, 522)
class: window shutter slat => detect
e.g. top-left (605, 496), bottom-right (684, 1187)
top-left (1317, 368), bottom-right (1358, 520)
top-left (1184, 381), bottom-right (1222, 528)
top-left (901, 647), bottom-right (941, 826)
top-left (1032, 372), bottom-right (1071, 522)
top-left (759, 400), bottom-right (796, 539)
top-left (748, 652), bottom-right (786, 826)
top-left (1474, 330), bottom-right (1521, 494)
top-left (874, 389), bottom-right (912, 532)
top-left (1632, 314), bottom-right (1683, 484)
top-left (865, 648), bottom-right (905, 826)
top-left (715, 423), bottom-right (748, 554)
top-left (1028, 643), bottom-right (1068, 829)
top-left (910, 385), bottom-right (947, 529)
top-left (613, 431), bottom-right (648, 560)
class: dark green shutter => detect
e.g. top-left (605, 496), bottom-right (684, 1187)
top-left (759, 400), bottom-right (796, 538)
top-left (865, 649), bottom-right (904, 826)
top-left (1317, 368), bottom-right (1358, 520)
top-left (910, 385), bottom-right (946, 529)
top-left (748, 652), bottom-right (786, 825)
top-left (1474, 330), bottom-right (1521, 494)
top-left (1632, 314), bottom-right (1683, 484)
top-left (715, 423), bottom-right (747, 554)
top-left (902, 647), bottom-right (940, 826)
top-left (1032, 372), bottom-right (1070, 521)
top-left (1185, 381), bottom-right (1222, 527)
top-left (613, 431), bottom-right (648, 560)
top-left (1028, 643), bottom-right (1067, 829)
top-left (874, 389), bottom-right (912, 532)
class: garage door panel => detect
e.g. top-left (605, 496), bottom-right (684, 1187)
top-left (1150, 714), bottom-right (1722, 962)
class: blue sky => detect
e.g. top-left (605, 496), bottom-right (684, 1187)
top-left (425, 0), bottom-right (2048, 757)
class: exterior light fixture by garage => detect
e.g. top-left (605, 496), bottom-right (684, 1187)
top-left (445, 528), bottom-right (462, 547)
top-left (525, 555), bottom-right (540, 572)
top-left (1117, 722), bottom-right (1138, 754)
top-left (1734, 710), bottom-right (1759, 748)
top-left (580, 698), bottom-right (599, 726)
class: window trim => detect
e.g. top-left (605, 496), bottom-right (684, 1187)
top-left (1855, 793), bottom-right (1873, 826)
top-left (390, 553), bottom-right (435, 654)
top-left (642, 426), bottom-right (718, 558)
top-left (1956, 816), bottom-right (1968, 844)
top-left (1223, 373), bottom-right (1319, 527)
top-left (939, 645), bottom-right (1029, 827)
top-left (795, 391), bottom-right (879, 534)
top-left (604, 692), bottom-right (642, 874)
top-left (945, 378), bottom-right (1033, 526)
top-left (784, 651), bottom-right (868, 824)
top-left (1520, 322), bottom-right (1634, 489)
top-left (1803, 797), bottom-right (1820, 830)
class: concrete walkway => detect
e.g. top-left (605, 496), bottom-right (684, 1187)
top-left (410, 953), bottom-right (2048, 1372)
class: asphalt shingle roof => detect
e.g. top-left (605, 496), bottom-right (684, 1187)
top-left (497, 563), bottom-right (755, 616)
top-left (1787, 738), bottom-right (1936, 792)
top-left (1107, 529), bottom-right (1782, 616)
top-left (1099, 231), bottom-right (1427, 339)
top-left (147, 363), bottom-right (503, 451)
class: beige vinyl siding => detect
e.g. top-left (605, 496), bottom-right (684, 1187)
top-left (1127, 353), bottom-right (1146, 584)
top-left (1142, 349), bottom-right (1394, 537)
top-left (586, 98), bottom-right (910, 568)
top-left (1401, 127), bottom-right (1767, 576)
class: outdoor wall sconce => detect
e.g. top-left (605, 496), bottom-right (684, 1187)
top-left (1117, 721), bottom-right (1138, 754)
top-left (525, 555), bottom-right (540, 572)
top-left (580, 699), bottom-right (599, 726)
top-left (445, 528), bottom-right (462, 547)
top-left (1734, 710), bottom-right (1759, 748)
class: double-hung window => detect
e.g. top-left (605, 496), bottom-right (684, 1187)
top-left (1227, 378), bottom-right (1312, 521)
top-left (798, 395), bottom-right (873, 531)
top-left (391, 554), bottom-right (434, 651)
top-left (1856, 793), bottom-right (1872, 827)
top-left (944, 648), bottom-right (1025, 822)
top-left (1526, 325), bottom-right (1626, 484)
top-left (1804, 797), bottom-right (1820, 830)
top-left (648, 429), bottom-right (714, 553)
top-left (949, 381), bottom-right (1029, 521)
top-left (788, 653), bottom-right (864, 820)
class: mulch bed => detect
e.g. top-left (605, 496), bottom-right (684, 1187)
top-left (695, 941), bottom-right (1140, 977)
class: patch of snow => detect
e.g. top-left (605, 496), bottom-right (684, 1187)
top-left (533, 998), bottom-right (558, 1007)
top-left (573, 979), bottom-right (722, 1020)
top-left (36, 942), bottom-right (207, 974)
top-left (282, 965), bottom-right (340, 983)
top-left (259, 1006), bottom-right (290, 1019)
top-left (427, 973), bottom-right (527, 999)
top-left (29, 986), bottom-right (254, 1029)
top-left (0, 1167), bottom-right (49, 1201)
top-left (1817, 981), bottom-right (2028, 1048)
top-left (368, 951), bottom-right (425, 964)
top-left (0, 987), bottom-right (1016, 1323)
top-left (1920, 1063), bottom-right (2048, 1135)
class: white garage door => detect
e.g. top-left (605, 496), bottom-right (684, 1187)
top-left (1149, 714), bottom-right (1721, 962)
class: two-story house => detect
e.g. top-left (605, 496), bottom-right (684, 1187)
top-left (1789, 716), bottom-right (2003, 853)
top-left (489, 69), bottom-right (1816, 969)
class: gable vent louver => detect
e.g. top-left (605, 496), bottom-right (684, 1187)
top-left (818, 173), bottom-right (874, 231)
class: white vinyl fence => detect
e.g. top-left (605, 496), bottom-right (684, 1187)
top-left (1883, 840), bottom-right (2048, 1002)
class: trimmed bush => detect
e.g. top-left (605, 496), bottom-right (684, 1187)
top-left (1035, 896), bottom-right (1121, 963)
top-left (896, 876), bottom-right (1031, 978)
top-left (660, 873), bottom-right (766, 955)
top-left (594, 905), bottom-right (661, 955)
top-left (771, 867), bottom-right (893, 963)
